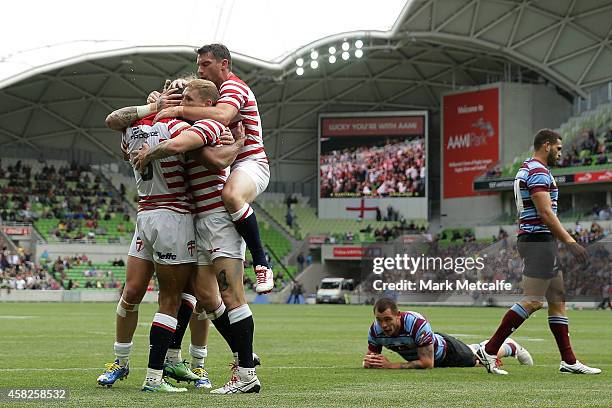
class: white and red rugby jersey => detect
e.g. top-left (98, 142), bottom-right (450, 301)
top-left (123, 116), bottom-right (192, 214)
top-left (184, 119), bottom-right (229, 216)
top-left (217, 73), bottom-right (267, 165)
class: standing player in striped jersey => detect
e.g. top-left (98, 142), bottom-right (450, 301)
top-left (99, 87), bottom-right (235, 392)
top-left (476, 129), bottom-right (601, 375)
top-left (154, 43), bottom-right (274, 294)
top-left (363, 298), bottom-right (532, 370)
top-left (135, 79), bottom-right (262, 394)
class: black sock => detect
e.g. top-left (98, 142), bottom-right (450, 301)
top-left (233, 209), bottom-right (268, 268)
top-left (210, 309), bottom-right (236, 352)
top-left (169, 298), bottom-right (194, 350)
top-left (228, 305), bottom-right (254, 368)
top-left (149, 313), bottom-right (177, 370)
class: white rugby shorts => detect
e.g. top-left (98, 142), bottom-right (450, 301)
top-left (128, 210), bottom-right (196, 265)
top-left (195, 212), bottom-right (246, 266)
top-left (231, 160), bottom-right (270, 196)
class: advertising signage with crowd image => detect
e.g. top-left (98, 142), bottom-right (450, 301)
top-left (318, 112), bottom-right (428, 220)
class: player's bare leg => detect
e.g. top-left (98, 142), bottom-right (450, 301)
top-left (222, 170), bottom-right (273, 293)
top-left (205, 257), bottom-right (260, 394)
top-left (97, 255), bottom-right (153, 387)
top-left (142, 263), bottom-right (193, 392)
top-left (188, 305), bottom-right (212, 389)
top-left (546, 273), bottom-right (601, 374)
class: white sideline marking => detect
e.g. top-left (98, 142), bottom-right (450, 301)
top-left (0, 366), bottom-right (347, 372)
top-left (0, 315), bottom-right (36, 319)
top-left (0, 364), bottom-right (610, 372)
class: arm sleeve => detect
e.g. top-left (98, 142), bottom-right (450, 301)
top-left (217, 81), bottom-right (248, 111)
top-left (527, 172), bottom-right (551, 195)
top-left (187, 119), bottom-right (224, 146)
top-left (407, 314), bottom-right (434, 347)
top-left (367, 325), bottom-right (383, 353)
top-left (167, 119), bottom-right (190, 139)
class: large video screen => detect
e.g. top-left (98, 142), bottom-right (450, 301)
top-left (318, 112), bottom-right (428, 220)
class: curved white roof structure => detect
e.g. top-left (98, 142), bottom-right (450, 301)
top-left (1, 0), bottom-right (612, 183)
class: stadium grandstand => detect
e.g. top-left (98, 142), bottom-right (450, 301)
top-left (2, 1), bottom-right (612, 405)
top-left (1, 0), bottom-right (611, 305)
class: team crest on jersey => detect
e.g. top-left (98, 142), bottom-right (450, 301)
top-left (135, 237), bottom-right (143, 252)
top-left (187, 240), bottom-right (196, 257)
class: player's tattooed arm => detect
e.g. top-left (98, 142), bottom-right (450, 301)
top-left (105, 87), bottom-right (182, 132)
top-left (105, 106), bottom-right (143, 131)
top-left (131, 140), bottom-right (174, 172)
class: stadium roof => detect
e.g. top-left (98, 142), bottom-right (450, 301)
top-left (2, 0), bottom-right (612, 183)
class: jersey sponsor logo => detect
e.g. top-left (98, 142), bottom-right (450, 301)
top-left (157, 252), bottom-right (177, 260)
top-left (187, 240), bottom-right (196, 257)
top-left (130, 128), bottom-right (159, 140)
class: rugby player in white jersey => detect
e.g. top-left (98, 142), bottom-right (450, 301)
top-left (134, 79), bottom-right (262, 394)
top-left (99, 84), bottom-right (235, 392)
top-left (153, 44), bottom-right (274, 295)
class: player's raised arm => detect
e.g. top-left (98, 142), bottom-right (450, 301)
top-left (154, 101), bottom-right (237, 125)
top-left (181, 103), bottom-right (236, 125)
top-left (105, 87), bottom-right (182, 131)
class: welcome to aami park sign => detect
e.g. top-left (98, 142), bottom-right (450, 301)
top-left (473, 169), bottom-right (612, 192)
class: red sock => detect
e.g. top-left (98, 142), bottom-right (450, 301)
top-left (548, 316), bottom-right (576, 364)
top-left (484, 304), bottom-right (529, 355)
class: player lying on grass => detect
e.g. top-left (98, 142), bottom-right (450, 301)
top-left (363, 298), bottom-right (533, 369)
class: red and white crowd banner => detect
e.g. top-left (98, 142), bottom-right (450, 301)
top-left (442, 87), bottom-right (500, 198)
top-left (574, 170), bottom-right (612, 184)
top-left (332, 247), bottom-right (367, 258)
top-left (323, 245), bottom-right (383, 260)
top-left (321, 116), bottom-right (424, 137)
top-left (308, 235), bottom-right (328, 245)
top-left (2, 226), bottom-right (30, 236)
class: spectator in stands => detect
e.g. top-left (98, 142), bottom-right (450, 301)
top-left (286, 210), bottom-right (294, 228)
top-left (297, 253), bottom-right (305, 273)
top-left (320, 138), bottom-right (426, 198)
top-left (306, 254), bottom-right (313, 266)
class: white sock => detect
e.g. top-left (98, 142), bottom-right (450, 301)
top-left (189, 344), bottom-right (207, 368)
top-left (230, 203), bottom-right (253, 222)
top-left (165, 348), bottom-right (182, 365)
top-left (114, 342), bottom-right (132, 366)
top-left (145, 368), bottom-right (163, 385)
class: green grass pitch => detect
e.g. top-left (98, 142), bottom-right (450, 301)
top-left (1, 303), bottom-right (611, 407)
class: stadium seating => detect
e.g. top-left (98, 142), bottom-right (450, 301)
top-left (256, 193), bottom-right (426, 242)
top-left (500, 103), bottom-right (612, 177)
top-left (0, 158), bottom-right (134, 243)
top-left (59, 262), bottom-right (126, 289)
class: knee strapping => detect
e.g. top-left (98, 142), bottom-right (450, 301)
top-left (116, 296), bottom-right (140, 317)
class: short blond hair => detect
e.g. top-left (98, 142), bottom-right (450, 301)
top-left (185, 79), bottom-right (220, 103)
